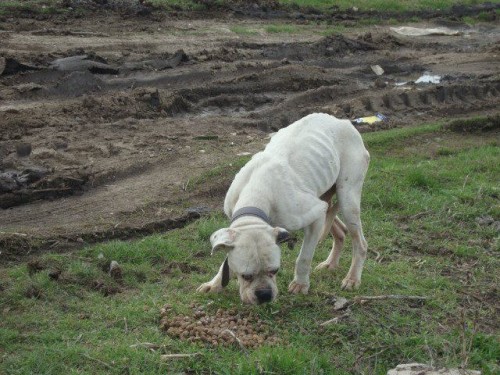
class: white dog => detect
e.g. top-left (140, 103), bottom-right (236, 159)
top-left (197, 113), bottom-right (370, 304)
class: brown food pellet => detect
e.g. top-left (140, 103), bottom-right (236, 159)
top-left (159, 304), bottom-right (280, 348)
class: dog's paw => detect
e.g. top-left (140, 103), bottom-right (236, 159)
top-left (288, 280), bottom-right (309, 294)
top-left (314, 261), bottom-right (338, 271)
top-left (196, 281), bottom-right (223, 293)
top-left (340, 277), bottom-right (361, 291)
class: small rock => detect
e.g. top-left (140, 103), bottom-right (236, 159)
top-left (387, 363), bottom-right (481, 375)
top-left (333, 296), bottom-right (350, 311)
top-left (374, 78), bottom-right (387, 88)
top-left (48, 269), bottom-right (62, 280)
top-left (109, 260), bottom-right (123, 281)
top-left (475, 215), bottom-right (494, 226)
top-left (371, 65), bottom-right (384, 76)
top-left (16, 143), bottom-right (32, 157)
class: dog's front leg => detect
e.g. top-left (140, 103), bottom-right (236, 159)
top-left (288, 216), bottom-right (325, 294)
top-left (197, 259), bottom-right (230, 293)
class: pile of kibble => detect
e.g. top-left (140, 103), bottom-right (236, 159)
top-left (159, 303), bottom-right (280, 348)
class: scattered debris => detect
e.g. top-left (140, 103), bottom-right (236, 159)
top-left (320, 312), bottom-right (350, 326)
top-left (50, 55), bottom-right (119, 74)
top-left (371, 65), bottom-right (384, 76)
top-left (415, 73), bottom-right (441, 84)
top-left (475, 215), bottom-right (500, 232)
top-left (387, 363), bottom-right (480, 375)
top-left (0, 57), bottom-right (40, 76)
top-left (390, 26), bottom-right (463, 37)
top-left (332, 296), bottom-right (350, 311)
top-left (15, 83), bottom-right (43, 93)
top-left (109, 260), bottom-right (123, 281)
top-left (123, 49), bottom-right (188, 71)
top-left (0, 167), bottom-right (50, 194)
top-left (353, 113), bottom-right (388, 125)
top-left (31, 29), bottom-right (110, 37)
top-left (353, 295), bottom-right (428, 303)
top-left (160, 353), bottom-right (202, 361)
top-left (374, 77), bottom-right (387, 88)
top-left (81, 353), bottom-right (113, 370)
top-left (129, 342), bottom-right (162, 351)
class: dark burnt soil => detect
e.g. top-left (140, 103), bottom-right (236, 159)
top-left (0, 11), bottom-right (499, 261)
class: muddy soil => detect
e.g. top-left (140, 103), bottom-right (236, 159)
top-left (0, 8), bottom-right (499, 260)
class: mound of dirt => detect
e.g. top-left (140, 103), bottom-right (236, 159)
top-left (445, 114), bottom-right (500, 133)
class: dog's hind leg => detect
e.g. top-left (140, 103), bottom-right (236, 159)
top-left (315, 216), bottom-right (347, 271)
top-left (337, 151), bottom-right (370, 290)
top-left (319, 185), bottom-right (337, 242)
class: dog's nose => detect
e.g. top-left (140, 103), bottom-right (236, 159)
top-left (255, 288), bottom-right (273, 303)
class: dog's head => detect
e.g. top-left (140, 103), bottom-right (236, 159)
top-left (210, 224), bottom-right (293, 304)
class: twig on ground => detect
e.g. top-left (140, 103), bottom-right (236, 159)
top-left (369, 248), bottom-right (382, 262)
top-left (320, 312), bottom-right (350, 326)
top-left (425, 337), bottom-right (435, 367)
top-left (0, 232), bottom-right (29, 237)
top-left (130, 342), bottom-right (161, 351)
top-left (353, 347), bottom-right (389, 373)
top-left (462, 174), bottom-right (470, 190)
top-left (353, 295), bottom-right (428, 304)
top-left (408, 210), bottom-right (433, 220)
top-left (160, 353), bottom-right (201, 361)
top-left (221, 329), bottom-right (248, 353)
top-left (81, 353), bottom-right (113, 369)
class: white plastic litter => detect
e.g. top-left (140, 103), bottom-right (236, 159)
top-left (415, 73), bottom-right (441, 84)
top-left (390, 26), bottom-right (463, 37)
top-left (371, 65), bottom-right (384, 75)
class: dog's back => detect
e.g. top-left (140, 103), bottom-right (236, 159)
top-left (263, 113), bottom-right (366, 194)
top-left (224, 113), bottom-right (367, 224)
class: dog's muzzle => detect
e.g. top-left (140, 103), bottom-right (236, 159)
top-left (255, 288), bottom-right (273, 304)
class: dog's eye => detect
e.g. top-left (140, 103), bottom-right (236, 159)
top-left (269, 268), bottom-right (279, 276)
top-left (242, 274), bottom-right (253, 282)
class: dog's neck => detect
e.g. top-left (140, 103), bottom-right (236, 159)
top-left (231, 206), bottom-right (271, 225)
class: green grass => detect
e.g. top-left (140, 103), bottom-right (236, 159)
top-left (265, 24), bottom-right (301, 34)
top-left (230, 26), bottom-right (260, 35)
top-left (1, 122), bottom-right (499, 374)
top-left (130, 0), bottom-right (498, 13)
top-left (278, 0), bottom-right (490, 11)
top-left (0, 0), bottom-right (63, 15)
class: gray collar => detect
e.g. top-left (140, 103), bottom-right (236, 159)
top-left (231, 207), bottom-right (270, 225)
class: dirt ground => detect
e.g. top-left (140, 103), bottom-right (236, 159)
top-left (1, 5), bottom-right (499, 260)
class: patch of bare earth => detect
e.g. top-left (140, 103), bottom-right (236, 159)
top-left (1, 10), bottom-right (499, 260)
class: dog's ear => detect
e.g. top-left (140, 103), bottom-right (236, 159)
top-left (221, 257), bottom-right (230, 287)
top-left (274, 227), bottom-right (297, 250)
top-left (210, 228), bottom-right (237, 255)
